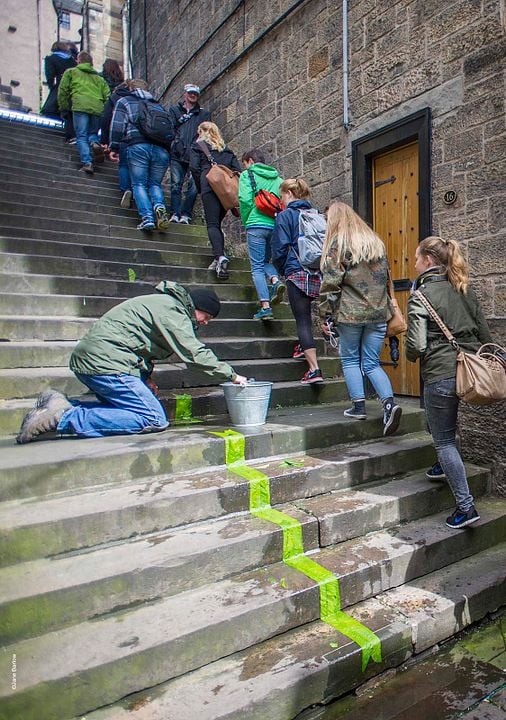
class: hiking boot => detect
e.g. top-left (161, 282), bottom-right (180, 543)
top-left (169, 214), bottom-right (180, 223)
top-left (446, 505), bottom-right (480, 529)
top-left (269, 280), bottom-right (285, 305)
top-left (301, 368), bottom-right (323, 384)
top-left (137, 218), bottom-right (155, 231)
top-left (344, 401), bottom-right (367, 420)
top-left (208, 259), bottom-right (218, 271)
top-left (17, 390), bottom-right (72, 444)
top-left (253, 307), bottom-right (273, 321)
top-left (383, 398), bottom-right (402, 436)
top-left (155, 206), bottom-right (170, 230)
top-left (426, 462), bottom-right (446, 480)
top-left (91, 142), bottom-right (105, 163)
top-left (120, 190), bottom-right (132, 209)
top-left (292, 343), bottom-right (305, 360)
top-left (179, 215), bottom-right (191, 225)
top-left (80, 164), bottom-right (94, 175)
top-left (216, 256), bottom-right (229, 280)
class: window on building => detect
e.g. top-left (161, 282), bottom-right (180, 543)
top-left (60, 11), bottom-right (70, 30)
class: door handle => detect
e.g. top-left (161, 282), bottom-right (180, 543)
top-left (392, 278), bottom-right (412, 291)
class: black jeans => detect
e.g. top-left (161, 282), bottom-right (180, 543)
top-left (202, 191), bottom-right (226, 258)
top-left (287, 281), bottom-right (315, 350)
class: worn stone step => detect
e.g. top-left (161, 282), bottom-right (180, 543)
top-left (0, 356), bottom-right (338, 400)
top-left (0, 149), bottom-right (121, 179)
top-left (1, 187), bottom-right (142, 219)
top-left (0, 466), bottom-right (488, 643)
top-left (0, 432), bottom-right (435, 565)
top-left (0, 501), bottom-right (503, 720)
top-left (0, 403), bottom-right (426, 501)
top-left (0, 157), bottom-right (122, 188)
top-left (83, 543), bottom-right (506, 720)
top-left (0, 313), bottom-right (297, 342)
top-left (0, 178), bottom-right (142, 209)
top-left (0, 252), bottom-right (252, 286)
top-left (0, 375), bottom-right (340, 436)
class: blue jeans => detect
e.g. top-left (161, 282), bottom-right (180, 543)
top-left (337, 322), bottom-right (393, 402)
top-left (118, 142), bottom-right (131, 193)
top-left (424, 377), bottom-right (473, 511)
top-left (170, 159), bottom-right (197, 219)
top-left (246, 227), bottom-right (278, 302)
top-left (127, 143), bottom-right (170, 222)
top-left (73, 111), bottom-right (100, 166)
top-left (57, 373), bottom-right (169, 438)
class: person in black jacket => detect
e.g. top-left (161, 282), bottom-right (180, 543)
top-left (168, 84), bottom-right (211, 224)
top-left (100, 81), bottom-right (133, 207)
top-left (189, 122), bottom-right (241, 280)
top-left (41, 41), bottom-right (76, 141)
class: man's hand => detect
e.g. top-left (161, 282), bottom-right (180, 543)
top-left (108, 150), bottom-right (119, 162)
top-left (145, 378), bottom-right (159, 396)
top-left (232, 374), bottom-right (248, 386)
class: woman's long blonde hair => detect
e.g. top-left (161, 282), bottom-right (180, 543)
top-left (321, 202), bottom-right (386, 268)
top-left (418, 236), bottom-right (469, 293)
top-left (197, 121), bottom-right (225, 151)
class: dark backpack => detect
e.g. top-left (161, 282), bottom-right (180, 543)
top-left (136, 99), bottom-right (173, 148)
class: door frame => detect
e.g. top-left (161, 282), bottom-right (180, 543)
top-left (351, 107), bottom-right (432, 239)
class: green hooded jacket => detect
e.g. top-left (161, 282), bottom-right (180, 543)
top-left (69, 281), bottom-right (236, 382)
top-left (58, 63), bottom-right (110, 116)
top-left (238, 163), bottom-right (283, 229)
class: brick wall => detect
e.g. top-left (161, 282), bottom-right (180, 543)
top-left (131, 0), bottom-right (506, 491)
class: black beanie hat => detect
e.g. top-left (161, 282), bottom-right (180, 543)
top-left (189, 288), bottom-right (221, 318)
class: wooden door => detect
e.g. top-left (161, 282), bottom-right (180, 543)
top-left (373, 142), bottom-right (420, 396)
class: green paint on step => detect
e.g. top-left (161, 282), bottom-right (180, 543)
top-left (210, 428), bottom-right (382, 672)
top-left (128, 268), bottom-right (136, 282)
top-left (174, 394), bottom-right (202, 425)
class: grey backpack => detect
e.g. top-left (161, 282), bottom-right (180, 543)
top-left (297, 208), bottom-right (327, 271)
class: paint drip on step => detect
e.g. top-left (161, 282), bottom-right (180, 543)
top-left (210, 428), bottom-right (382, 671)
top-left (174, 394), bottom-right (202, 424)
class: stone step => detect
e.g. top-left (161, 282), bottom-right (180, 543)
top-left (0, 465), bottom-right (488, 643)
top-left (0, 432), bottom-right (435, 565)
top-left (83, 543), bottom-right (506, 720)
top-left (0, 120), bottom-right (65, 143)
top-left (0, 375), bottom-right (340, 436)
top-left (0, 147), bottom-right (122, 179)
top-left (1, 187), bottom-right (144, 220)
top-left (0, 177), bottom-right (143, 209)
top-left (0, 402), bottom-right (426, 500)
top-left (0, 356), bottom-right (338, 400)
top-left (0, 500), bottom-right (503, 720)
top-left (0, 155), bottom-right (122, 187)
top-left (0, 313), bottom-right (297, 342)
top-left (0, 236), bottom-right (251, 270)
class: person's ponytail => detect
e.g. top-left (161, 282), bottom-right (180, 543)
top-left (418, 236), bottom-right (469, 294)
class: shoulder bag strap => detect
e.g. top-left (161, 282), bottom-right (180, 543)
top-left (197, 139), bottom-right (216, 165)
top-left (247, 168), bottom-right (258, 194)
top-left (414, 289), bottom-right (460, 350)
top-left (386, 265), bottom-right (395, 299)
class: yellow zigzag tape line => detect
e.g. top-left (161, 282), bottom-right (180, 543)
top-left (210, 429), bottom-right (382, 672)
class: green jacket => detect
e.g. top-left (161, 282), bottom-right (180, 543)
top-left (238, 164), bottom-right (283, 229)
top-left (406, 269), bottom-right (492, 384)
top-left (319, 250), bottom-right (390, 324)
top-left (69, 281), bottom-right (236, 382)
top-left (58, 63), bottom-right (110, 115)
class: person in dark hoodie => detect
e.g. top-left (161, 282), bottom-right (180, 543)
top-left (168, 83), bottom-right (211, 224)
top-left (108, 80), bottom-right (173, 231)
top-left (190, 122), bottom-right (242, 280)
top-left (16, 282), bottom-right (247, 444)
top-left (58, 51), bottom-right (110, 173)
top-left (41, 41), bottom-right (77, 140)
top-left (238, 148), bottom-right (285, 320)
top-left (100, 79), bottom-right (133, 208)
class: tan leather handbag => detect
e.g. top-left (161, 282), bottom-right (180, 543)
top-left (414, 290), bottom-right (506, 406)
top-left (386, 268), bottom-right (407, 337)
top-left (197, 141), bottom-right (240, 211)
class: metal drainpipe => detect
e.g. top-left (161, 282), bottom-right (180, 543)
top-left (122, 0), bottom-right (131, 78)
top-left (342, 0), bottom-right (350, 131)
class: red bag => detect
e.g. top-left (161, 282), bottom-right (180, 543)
top-left (247, 169), bottom-right (284, 218)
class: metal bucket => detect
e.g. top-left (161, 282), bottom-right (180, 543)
top-left (221, 380), bottom-right (273, 427)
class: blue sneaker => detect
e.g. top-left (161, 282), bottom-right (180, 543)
top-left (426, 462), bottom-right (446, 480)
top-left (446, 506), bottom-right (480, 529)
top-left (137, 218), bottom-right (155, 231)
top-left (269, 280), bottom-right (285, 306)
top-left (253, 307), bottom-right (273, 321)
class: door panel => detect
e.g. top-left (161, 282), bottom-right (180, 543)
top-left (373, 142), bottom-right (420, 396)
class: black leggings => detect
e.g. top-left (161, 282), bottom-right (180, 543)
top-left (202, 191), bottom-right (226, 258)
top-left (287, 281), bottom-right (316, 350)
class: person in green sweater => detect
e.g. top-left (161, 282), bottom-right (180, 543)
top-left (238, 149), bottom-right (285, 320)
top-left (16, 282), bottom-right (247, 444)
top-left (58, 51), bottom-right (110, 174)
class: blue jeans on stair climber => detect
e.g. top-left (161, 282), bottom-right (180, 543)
top-left (73, 111), bottom-right (100, 166)
top-left (337, 322), bottom-right (393, 401)
top-left (424, 377), bottom-right (474, 511)
top-left (57, 373), bottom-right (169, 438)
top-left (170, 159), bottom-right (198, 219)
top-left (127, 143), bottom-right (170, 222)
top-left (118, 143), bottom-right (131, 193)
top-left (246, 226), bottom-right (278, 302)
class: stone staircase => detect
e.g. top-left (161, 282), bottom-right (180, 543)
top-left (0, 118), bottom-right (504, 720)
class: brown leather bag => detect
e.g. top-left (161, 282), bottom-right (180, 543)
top-left (414, 290), bottom-right (506, 406)
top-left (386, 267), bottom-right (407, 337)
top-left (198, 141), bottom-right (240, 211)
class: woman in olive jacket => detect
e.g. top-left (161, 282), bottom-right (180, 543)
top-left (407, 236), bottom-right (493, 529)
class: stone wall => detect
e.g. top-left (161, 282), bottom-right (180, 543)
top-left (131, 0), bottom-right (506, 492)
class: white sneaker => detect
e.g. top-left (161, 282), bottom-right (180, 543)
top-left (208, 259), bottom-right (218, 270)
top-left (120, 190), bottom-right (132, 208)
top-left (216, 256), bottom-right (229, 280)
top-left (179, 215), bottom-right (191, 225)
top-left (169, 214), bottom-right (180, 223)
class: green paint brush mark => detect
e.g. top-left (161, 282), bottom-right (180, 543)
top-left (174, 394), bottom-right (202, 425)
top-left (210, 428), bottom-right (382, 672)
top-left (128, 268), bottom-right (136, 282)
